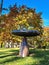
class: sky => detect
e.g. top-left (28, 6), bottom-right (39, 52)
top-left (0, 0), bottom-right (49, 27)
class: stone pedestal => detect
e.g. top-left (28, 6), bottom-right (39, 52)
top-left (19, 37), bottom-right (29, 57)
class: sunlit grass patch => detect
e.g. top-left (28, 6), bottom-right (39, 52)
top-left (0, 48), bottom-right (49, 65)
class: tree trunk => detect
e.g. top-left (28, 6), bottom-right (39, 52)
top-left (0, 43), bottom-right (3, 48)
top-left (19, 37), bottom-right (29, 57)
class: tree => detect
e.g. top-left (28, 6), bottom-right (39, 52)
top-left (0, 4), bottom-right (43, 56)
top-left (13, 5), bottom-right (43, 57)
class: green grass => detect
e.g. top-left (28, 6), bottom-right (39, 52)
top-left (0, 48), bottom-right (49, 65)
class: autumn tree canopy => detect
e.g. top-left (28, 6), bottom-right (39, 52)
top-left (0, 4), bottom-right (43, 47)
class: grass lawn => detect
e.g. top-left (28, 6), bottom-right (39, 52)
top-left (0, 48), bottom-right (49, 65)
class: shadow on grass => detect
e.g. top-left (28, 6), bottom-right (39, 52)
top-left (0, 49), bottom-right (49, 65)
top-left (0, 52), bottom-right (6, 55)
top-left (0, 48), bottom-right (19, 55)
top-left (0, 53), bottom-right (16, 58)
top-left (0, 49), bottom-right (23, 64)
top-left (0, 56), bottom-right (23, 64)
top-left (0, 49), bottom-right (21, 64)
top-left (0, 49), bottom-right (19, 58)
top-left (8, 49), bottom-right (19, 52)
top-left (29, 49), bottom-right (49, 65)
